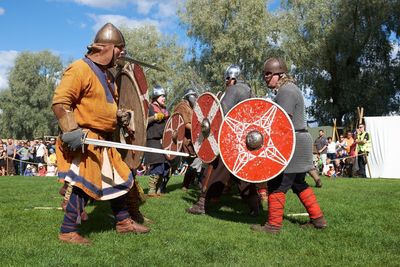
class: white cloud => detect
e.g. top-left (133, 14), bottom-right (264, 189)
top-left (74, 0), bottom-right (158, 14)
top-left (0, 50), bottom-right (19, 90)
top-left (73, 0), bottom-right (180, 16)
top-left (88, 14), bottom-right (160, 32)
top-left (74, 0), bottom-right (129, 9)
top-left (0, 7), bottom-right (5, 15)
top-left (156, 2), bottom-right (178, 17)
top-left (136, 1), bottom-right (157, 14)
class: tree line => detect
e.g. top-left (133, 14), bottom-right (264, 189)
top-left (1, 0), bottom-right (399, 139)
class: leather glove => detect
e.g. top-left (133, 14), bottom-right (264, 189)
top-left (61, 128), bottom-right (84, 151)
top-left (117, 109), bottom-right (131, 127)
top-left (154, 112), bottom-right (165, 121)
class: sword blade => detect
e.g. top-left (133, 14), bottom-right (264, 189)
top-left (83, 138), bottom-right (189, 157)
top-left (117, 56), bottom-right (165, 72)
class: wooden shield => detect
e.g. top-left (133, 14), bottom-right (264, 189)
top-left (132, 64), bottom-right (150, 118)
top-left (191, 92), bottom-right (223, 163)
top-left (218, 98), bottom-right (295, 183)
top-left (173, 101), bottom-right (193, 125)
top-left (162, 113), bottom-right (186, 161)
top-left (114, 63), bottom-right (148, 169)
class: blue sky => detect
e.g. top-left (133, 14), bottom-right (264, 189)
top-left (0, 0), bottom-right (188, 89)
top-left (0, 0), bottom-right (282, 90)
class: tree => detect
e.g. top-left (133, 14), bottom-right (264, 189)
top-left (121, 25), bottom-right (191, 108)
top-left (279, 0), bottom-right (400, 126)
top-left (179, 0), bottom-right (278, 96)
top-left (0, 51), bottom-right (63, 139)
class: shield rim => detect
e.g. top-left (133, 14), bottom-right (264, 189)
top-left (162, 113), bottom-right (186, 161)
top-left (191, 92), bottom-right (224, 164)
top-left (218, 97), bottom-right (296, 183)
top-left (132, 64), bottom-right (150, 120)
top-left (115, 63), bottom-right (147, 169)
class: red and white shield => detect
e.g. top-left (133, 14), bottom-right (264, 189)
top-left (162, 113), bottom-right (186, 161)
top-left (132, 64), bottom-right (150, 119)
top-left (191, 92), bottom-right (224, 163)
top-left (218, 98), bottom-right (295, 183)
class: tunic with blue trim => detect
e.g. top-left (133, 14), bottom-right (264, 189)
top-left (53, 58), bottom-right (134, 200)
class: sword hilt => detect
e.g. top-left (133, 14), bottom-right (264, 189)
top-left (81, 130), bottom-right (89, 154)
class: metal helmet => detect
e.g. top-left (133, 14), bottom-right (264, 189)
top-left (93, 23), bottom-right (125, 47)
top-left (86, 23), bottom-right (125, 66)
top-left (183, 88), bottom-right (198, 108)
top-left (183, 88), bottom-right (197, 99)
top-left (224, 64), bottom-right (241, 81)
top-left (152, 85), bottom-right (166, 99)
top-left (263, 58), bottom-right (288, 75)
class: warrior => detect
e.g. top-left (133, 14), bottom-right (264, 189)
top-left (186, 64), bottom-right (261, 216)
top-left (53, 23), bottom-right (150, 245)
top-left (251, 57), bottom-right (327, 234)
top-left (145, 85), bottom-right (170, 196)
top-left (174, 88), bottom-right (203, 190)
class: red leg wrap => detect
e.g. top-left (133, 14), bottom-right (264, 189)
top-left (268, 192), bottom-right (286, 227)
top-left (298, 187), bottom-right (323, 219)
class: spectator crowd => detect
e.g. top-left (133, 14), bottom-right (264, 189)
top-left (0, 137), bottom-right (58, 177)
top-left (313, 125), bottom-right (371, 178)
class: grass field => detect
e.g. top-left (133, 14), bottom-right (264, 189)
top-left (0, 175), bottom-right (399, 266)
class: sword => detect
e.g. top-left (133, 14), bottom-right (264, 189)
top-left (117, 56), bottom-right (165, 72)
top-left (83, 137), bottom-right (189, 157)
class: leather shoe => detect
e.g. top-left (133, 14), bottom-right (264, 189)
top-left (251, 223), bottom-right (281, 234)
top-left (58, 232), bottom-right (91, 245)
top-left (116, 218), bottom-right (150, 234)
top-left (300, 216), bottom-right (327, 229)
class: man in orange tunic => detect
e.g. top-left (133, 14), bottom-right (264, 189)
top-left (52, 23), bottom-right (150, 244)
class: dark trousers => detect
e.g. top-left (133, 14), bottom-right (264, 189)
top-left (60, 187), bottom-right (129, 233)
top-left (357, 154), bottom-right (367, 178)
top-left (267, 172), bottom-right (309, 194)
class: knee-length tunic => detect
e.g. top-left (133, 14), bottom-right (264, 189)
top-left (53, 58), bottom-right (133, 200)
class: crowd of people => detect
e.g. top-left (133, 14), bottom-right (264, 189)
top-left (313, 125), bottom-right (371, 178)
top-left (0, 138), bottom-right (57, 177)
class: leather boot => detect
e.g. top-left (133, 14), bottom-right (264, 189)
top-left (298, 187), bottom-right (327, 229)
top-left (58, 232), bottom-right (91, 245)
top-left (186, 196), bottom-right (206, 215)
top-left (116, 218), bottom-right (150, 234)
top-left (147, 175), bottom-right (159, 197)
top-left (300, 216), bottom-right (327, 229)
top-left (251, 223), bottom-right (281, 234)
top-left (251, 192), bottom-right (285, 234)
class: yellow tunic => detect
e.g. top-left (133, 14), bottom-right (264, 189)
top-left (53, 58), bottom-right (133, 200)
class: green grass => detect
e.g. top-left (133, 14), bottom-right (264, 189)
top-left (0, 175), bottom-right (399, 266)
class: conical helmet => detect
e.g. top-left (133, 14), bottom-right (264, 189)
top-left (263, 58), bottom-right (288, 75)
top-left (93, 23), bottom-right (125, 47)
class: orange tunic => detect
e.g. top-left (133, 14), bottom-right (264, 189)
top-left (53, 58), bottom-right (133, 200)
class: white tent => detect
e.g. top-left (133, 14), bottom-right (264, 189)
top-left (364, 116), bottom-right (400, 179)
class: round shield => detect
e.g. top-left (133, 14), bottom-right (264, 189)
top-left (114, 63), bottom-right (148, 169)
top-left (173, 101), bottom-right (193, 125)
top-left (218, 98), bottom-right (295, 183)
top-left (162, 113), bottom-right (186, 161)
top-left (132, 64), bottom-right (150, 118)
top-left (191, 92), bottom-right (224, 163)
